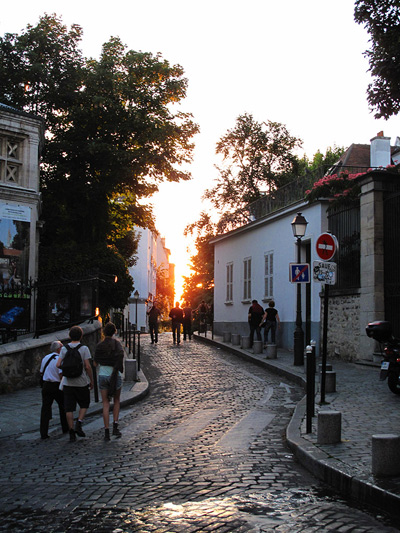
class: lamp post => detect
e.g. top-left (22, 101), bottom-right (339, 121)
top-left (134, 290), bottom-right (139, 330)
top-left (291, 212), bottom-right (308, 366)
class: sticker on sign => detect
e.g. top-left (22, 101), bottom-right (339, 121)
top-left (313, 261), bottom-right (336, 285)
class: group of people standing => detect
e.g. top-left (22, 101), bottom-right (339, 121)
top-left (248, 300), bottom-right (280, 348)
top-left (40, 322), bottom-right (124, 442)
top-left (147, 300), bottom-right (209, 345)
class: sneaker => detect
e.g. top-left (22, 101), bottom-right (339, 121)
top-left (112, 422), bottom-right (122, 438)
top-left (74, 420), bottom-right (86, 437)
top-left (104, 428), bottom-right (110, 441)
top-left (69, 429), bottom-right (76, 442)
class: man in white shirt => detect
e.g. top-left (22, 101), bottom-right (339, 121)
top-left (40, 340), bottom-right (68, 439)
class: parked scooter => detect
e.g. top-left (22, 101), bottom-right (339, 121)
top-left (366, 321), bottom-right (400, 395)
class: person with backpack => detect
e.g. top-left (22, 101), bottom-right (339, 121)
top-left (39, 340), bottom-right (68, 439)
top-left (56, 325), bottom-right (94, 442)
top-left (93, 322), bottom-right (124, 441)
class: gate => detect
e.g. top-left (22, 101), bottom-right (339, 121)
top-left (384, 191), bottom-right (400, 336)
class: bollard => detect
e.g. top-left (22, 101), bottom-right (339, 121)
top-left (319, 363), bottom-right (332, 373)
top-left (317, 410), bottom-right (341, 444)
top-left (372, 434), bottom-right (400, 476)
top-left (266, 344), bottom-right (277, 359)
top-left (125, 358), bottom-right (138, 381)
top-left (253, 340), bottom-right (263, 354)
top-left (231, 333), bottom-right (240, 345)
top-left (241, 336), bottom-right (251, 349)
top-left (323, 371), bottom-right (336, 393)
top-left (223, 331), bottom-right (232, 343)
top-left (305, 345), bottom-right (315, 433)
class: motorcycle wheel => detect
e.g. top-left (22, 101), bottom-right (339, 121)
top-left (387, 372), bottom-right (400, 395)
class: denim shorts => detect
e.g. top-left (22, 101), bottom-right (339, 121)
top-left (98, 374), bottom-right (122, 391)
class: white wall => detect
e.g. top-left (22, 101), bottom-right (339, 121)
top-left (213, 202), bottom-right (328, 350)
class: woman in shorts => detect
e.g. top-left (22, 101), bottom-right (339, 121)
top-left (94, 322), bottom-right (124, 440)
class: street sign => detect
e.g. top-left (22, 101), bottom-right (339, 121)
top-left (289, 263), bottom-right (310, 283)
top-left (316, 233), bottom-right (338, 261)
top-left (313, 261), bottom-right (336, 285)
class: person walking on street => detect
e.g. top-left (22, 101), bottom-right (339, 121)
top-left (248, 299), bottom-right (264, 348)
top-left (169, 302), bottom-right (183, 344)
top-left (94, 322), bottom-right (124, 441)
top-left (56, 326), bottom-right (94, 442)
top-left (195, 300), bottom-right (208, 333)
top-left (182, 302), bottom-right (192, 341)
top-left (261, 300), bottom-right (281, 346)
top-left (147, 301), bottom-right (161, 344)
top-left (39, 340), bottom-right (68, 439)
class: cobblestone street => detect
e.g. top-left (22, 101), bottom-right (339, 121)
top-left (0, 335), bottom-right (398, 532)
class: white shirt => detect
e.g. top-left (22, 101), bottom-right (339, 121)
top-left (40, 352), bottom-right (62, 382)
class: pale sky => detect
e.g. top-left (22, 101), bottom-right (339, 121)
top-left (1, 1), bottom-right (399, 298)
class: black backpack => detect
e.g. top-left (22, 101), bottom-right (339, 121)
top-left (61, 343), bottom-right (83, 378)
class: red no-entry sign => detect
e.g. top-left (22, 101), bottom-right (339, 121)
top-left (315, 233), bottom-right (338, 261)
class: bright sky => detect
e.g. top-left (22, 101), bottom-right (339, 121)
top-left (1, 1), bottom-right (399, 299)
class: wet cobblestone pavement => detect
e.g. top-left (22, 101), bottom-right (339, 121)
top-left (0, 334), bottom-right (398, 531)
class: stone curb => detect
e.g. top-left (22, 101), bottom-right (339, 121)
top-left (194, 333), bottom-right (400, 522)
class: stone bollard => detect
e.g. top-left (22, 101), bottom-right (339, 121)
top-left (253, 340), bottom-right (263, 354)
top-left (317, 410), bottom-right (341, 444)
top-left (125, 358), bottom-right (138, 381)
top-left (241, 336), bottom-right (251, 349)
top-left (319, 363), bottom-right (333, 373)
top-left (266, 344), bottom-right (277, 359)
top-left (372, 434), bottom-right (400, 476)
top-left (323, 371), bottom-right (337, 393)
top-left (231, 333), bottom-right (240, 345)
top-left (222, 331), bottom-right (232, 343)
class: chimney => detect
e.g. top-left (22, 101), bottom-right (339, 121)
top-left (370, 133), bottom-right (391, 168)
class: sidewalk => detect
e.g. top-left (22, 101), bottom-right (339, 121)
top-left (194, 332), bottom-right (400, 521)
top-left (0, 369), bottom-right (149, 439)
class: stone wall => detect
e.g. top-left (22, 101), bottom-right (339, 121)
top-left (324, 292), bottom-right (360, 361)
top-left (0, 321), bottom-right (101, 393)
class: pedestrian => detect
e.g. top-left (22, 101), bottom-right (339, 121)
top-left (39, 340), bottom-right (68, 439)
top-left (182, 301), bottom-right (192, 340)
top-left (169, 301), bottom-right (183, 344)
top-left (248, 299), bottom-right (264, 347)
top-left (147, 301), bottom-right (161, 344)
top-left (261, 300), bottom-right (281, 346)
top-left (56, 326), bottom-right (94, 442)
top-left (195, 300), bottom-right (208, 333)
top-left (93, 322), bottom-right (124, 441)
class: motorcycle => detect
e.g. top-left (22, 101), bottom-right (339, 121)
top-left (366, 320), bottom-right (400, 395)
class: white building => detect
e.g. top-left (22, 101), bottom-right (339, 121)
top-left (127, 228), bottom-right (173, 331)
top-left (211, 201), bottom-right (328, 353)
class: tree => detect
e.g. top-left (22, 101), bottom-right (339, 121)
top-left (181, 213), bottom-right (215, 308)
top-left (0, 15), bottom-right (199, 312)
top-left (203, 113), bottom-right (302, 232)
top-left (354, 0), bottom-right (400, 119)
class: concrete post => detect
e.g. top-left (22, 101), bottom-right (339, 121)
top-left (231, 333), bottom-right (240, 345)
top-left (253, 340), bottom-right (263, 354)
top-left (372, 434), bottom-right (400, 476)
top-left (317, 411), bottom-right (341, 444)
top-left (125, 358), bottom-right (138, 382)
top-left (241, 336), bottom-right (251, 349)
top-left (223, 331), bottom-right (232, 343)
top-left (266, 344), bottom-right (277, 359)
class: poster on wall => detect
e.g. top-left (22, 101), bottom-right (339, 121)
top-left (0, 203), bottom-right (31, 288)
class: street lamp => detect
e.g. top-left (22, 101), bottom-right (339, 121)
top-left (134, 290), bottom-right (139, 330)
top-left (291, 212), bottom-right (308, 366)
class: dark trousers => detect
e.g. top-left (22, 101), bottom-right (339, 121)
top-left (40, 381), bottom-right (68, 438)
top-left (249, 324), bottom-right (262, 346)
top-left (264, 321), bottom-right (277, 344)
top-left (172, 322), bottom-right (181, 344)
top-left (183, 320), bottom-right (191, 340)
top-left (149, 321), bottom-right (159, 343)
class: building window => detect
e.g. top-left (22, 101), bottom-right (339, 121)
top-left (243, 257), bottom-right (251, 301)
top-left (0, 137), bottom-right (21, 185)
top-left (226, 262), bottom-right (233, 303)
top-left (264, 251), bottom-right (273, 299)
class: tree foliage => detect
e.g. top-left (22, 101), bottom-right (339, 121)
top-left (354, 0), bottom-right (400, 119)
top-left (203, 113), bottom-right (302, 233)
top-left (0, 14), bottom-right (199, 312)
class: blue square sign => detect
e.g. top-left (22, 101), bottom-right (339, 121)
top-left (289, 263), bottom-right (310, 283)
